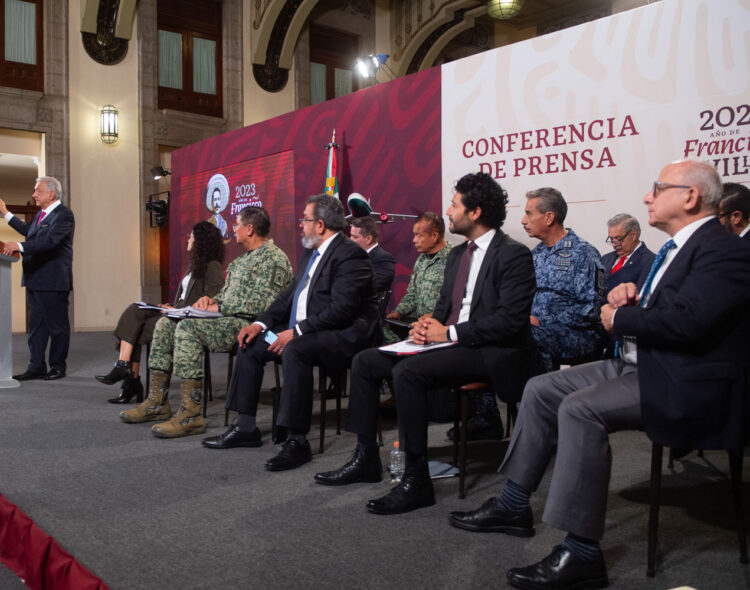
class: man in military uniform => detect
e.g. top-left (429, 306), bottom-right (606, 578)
top-left (383, 212), bottom-right (451, 344)
top-left (119, 206), bottom-right (292, 438)
top-left (523, 187), bottom-right (605, 374)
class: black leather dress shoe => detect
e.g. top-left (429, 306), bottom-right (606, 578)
top-left (108, 378), bottom-right (144, 404)
top-left (95, 361), bottom-right (131, 385)
top-left (314, 445), bottom-right (383, 486)
top-left (447, 413), bottom-right (504, 442)
top-left (366, 471), bottom-right (435, 515)
top-left (507, 545), bottom-right (608, 590)
top-left (44, 369), bottom-right (66, 380)
top-left (13, 370), bottom-right (48, 381)
top-left (449, 497), bottom-right (534, 536)
top-left (265, 438), bottom-right (312, 471)
top-left (202, 425), bottom-right (262, 449)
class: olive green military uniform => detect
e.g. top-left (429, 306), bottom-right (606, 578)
top-left (383, 243), bottom-right (452, 344)
top-left (148, 239), bottom-right (292, 378)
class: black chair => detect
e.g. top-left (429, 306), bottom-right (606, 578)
top-left (647, 444), bottom-right (748, 577)
top-left (450, 348), bottom-right (529, 499)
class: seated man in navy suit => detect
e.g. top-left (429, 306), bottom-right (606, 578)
top-left (449, 159), bottom-right (750, 590)
top-left (1, 177), bottom-right (75, 381)
top-left (314, 172), bottom-right (536, 515)
top-left (717, 182), bottom-right (750, 239)
top-left (202, 194), bottom-right (378, 472)
top-left (349, 216), bottom-right (395, 292)
top-left (601, 213), bottom-right (655, 296)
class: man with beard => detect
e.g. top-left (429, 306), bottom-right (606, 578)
top-left (202, 194), bottom-right (378, 471)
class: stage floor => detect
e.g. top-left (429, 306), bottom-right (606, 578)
top-left (2, 332), bottom-right (749, 589)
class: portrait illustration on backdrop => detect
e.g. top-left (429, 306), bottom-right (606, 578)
top-left (205, 174), bottom-right (231, 242)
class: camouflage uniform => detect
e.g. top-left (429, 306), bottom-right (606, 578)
top-left (148, 239), bottom-right (292, 378)
top-left (383, 243), bottom-right (452, 344)
top-left (530, 228), bottom-right (605, 374)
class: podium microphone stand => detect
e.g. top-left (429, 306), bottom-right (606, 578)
top-left (0, 242), bottom-right (20, 388)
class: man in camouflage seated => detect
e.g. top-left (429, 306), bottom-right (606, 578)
top-left (383, 212), bottom-right (451, 344)
top-left (120, 206), bottom-right (292, 438)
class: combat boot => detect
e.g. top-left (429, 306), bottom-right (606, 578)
top-left (151, 379), bottom-right (205, 438)
top-left (120, 370), bottom-right (172, 423)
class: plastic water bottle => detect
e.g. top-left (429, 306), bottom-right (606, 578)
top-left (389, 441), bottom-right (405, 482)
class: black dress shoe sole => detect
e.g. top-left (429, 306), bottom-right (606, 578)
top-left (366, 497), bottom-right (436, 515)
top-left (449, 515), bottom-right (535, 536)
top-left (265, 455), bottom-right (312, 471)
top-left (13, 373), bottom-right (47, 381)
top-left (45, 373), bottom-right (66, 380)
top-left (507, 573), bottom-right (608, 590)
top-left (202, 439), bottom-right (262, 449)
top-left (314, 472), bottom-right (383, 486)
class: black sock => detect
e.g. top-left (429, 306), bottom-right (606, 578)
top-left (236, 413), bottom-right (256, 432)
top-left (563, 533), bottom-right (601, 561)
top-left (357, 434), bottom-right (378, 448)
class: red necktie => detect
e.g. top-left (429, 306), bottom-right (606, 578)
top-left (610, 255), bottom-right (626, 274)
top-left (36, 211), bottom-right (46, 226)
top-left (446, 241), bottom-right (478, 325)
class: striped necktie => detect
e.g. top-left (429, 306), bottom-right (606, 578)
top-left (288, 249), bottom-right (320, 329)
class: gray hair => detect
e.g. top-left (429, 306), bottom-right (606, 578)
top-left (307, 194), bottom-right (345, 232)
top-left (679, 159), bottom-right (723, 210)
top-left (606, 213), bottom-right (641, 238)
top-left (525, 187), bottom-right (567, 224)
top-left (37, 176), bottom-right (62, 200)
top-left (415, 211), bottom-right (445, 238)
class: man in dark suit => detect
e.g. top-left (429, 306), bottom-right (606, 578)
top-left (349, 215), bottom-right (395, 292)
top-left (717, 182), bottom-right (750, 239)
top-left (1, 177), bottom-right (75, 381)
top-left (202, 194), bottom-right (378, 471)
top-left (449, 159), bottom-right (750, 590)
top-left (601, 213), bottom-right (655, 295)
top-left (314, 172), bottom-right (536, 515)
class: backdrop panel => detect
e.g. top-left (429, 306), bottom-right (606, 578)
top-left (170, 67), bottom-right (443, 303)
top-left (441, 0), bottom-right (750, 253)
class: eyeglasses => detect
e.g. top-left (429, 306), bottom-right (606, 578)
top-left (605, 232), bottom-right (632, 245)
top-left (299, 218), bottom-right (319, 225)
top-left (652, 181), bottom-right (691, 197)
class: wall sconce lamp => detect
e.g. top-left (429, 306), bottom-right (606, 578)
top-left (487, 0), bottom-right (525, 19)
top-left (355, 53), bottom-right (396, 81)
top-left (100, 104), bottom-right (119, 144)
top-left (150, 166), bottom-right (171, 180)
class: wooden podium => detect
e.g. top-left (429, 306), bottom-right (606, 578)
top-left (0, 241), bottom-right (20, 388)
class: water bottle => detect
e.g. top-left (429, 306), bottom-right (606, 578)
top-left (389, 440), bottom-right (405, 482)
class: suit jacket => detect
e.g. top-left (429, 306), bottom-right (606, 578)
top-left (614, 218), bottom-right (750, 449)
top-left (432, 230), bottom-right (536, 402)
top-left (9, 203), bottom-right (75, 291)
top-left (601, 242), bottom-right (655, 295)
top-left (742, 230), bottom-right (750, 241)
top-left (174, 260), bottom-right (224, 307)
top-left (369, 245), bottom-right (396, 292)
top-left (258, 232), bottom-right (378, 349)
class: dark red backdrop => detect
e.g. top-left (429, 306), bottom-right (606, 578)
top-left (171, 67), bottom-right (442, 305)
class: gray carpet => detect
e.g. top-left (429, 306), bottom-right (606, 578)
top-left (2, 332), bottom-right (749, 589)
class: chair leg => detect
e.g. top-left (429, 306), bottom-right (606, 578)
top-left (452, 390), bottom-right (460, 467)
top-left (335, 369), bottom-right (345, 435)
top-left (202, 350), bottom-right (211, 419)
top-left (458, 392), bottom-right (469, 500)
top-left (319, 368), bottom-right (327, 454)
top-left (647, 443), bottom-right (663, 577)
top-left (728, 449), bottom-right (749, 564)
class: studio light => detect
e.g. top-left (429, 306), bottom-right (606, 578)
top-left (487, 0), bottom-right (525, 20)
top-left (150, 166), bottom-right (171, 180)
top-left (99, 104), bottom-right (118, 144)
top-left (354, 53), bottom-right (395, 81)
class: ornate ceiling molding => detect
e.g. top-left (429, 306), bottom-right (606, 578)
top-left (81, 0), bottom-right (131, 65)
top-left (415, 5), bottom-right (487, 73)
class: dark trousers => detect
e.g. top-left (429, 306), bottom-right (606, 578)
top-left (225, 330), bottom-right (358, 434)
top-left (113, 303), bottom-right (162, 362)
top-left (345, 345), bottom-right (492, 463)
top-left (26, 289), bottom-right (70, 372)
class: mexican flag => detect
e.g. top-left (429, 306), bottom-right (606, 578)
top-left (324, 129), bottom-right (338, 198)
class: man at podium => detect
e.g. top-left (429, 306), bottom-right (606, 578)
top-left (0, 176), bottom-right (75, 381)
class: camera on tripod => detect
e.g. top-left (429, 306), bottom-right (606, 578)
top-left (146, 192), bottom-right (169, 227)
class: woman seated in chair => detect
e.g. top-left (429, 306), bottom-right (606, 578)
top-left (95, 221), bottom-right (225, 403)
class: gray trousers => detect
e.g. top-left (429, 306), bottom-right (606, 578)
top-left (499, 359), bottom-right (641, 540)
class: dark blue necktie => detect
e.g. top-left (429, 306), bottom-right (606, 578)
top-left (639, 239), bottom-right (676, 307)
top-left (288, 249), bottom-right (320, 329)
top-left (614, 238), bottom-right (675, 358)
